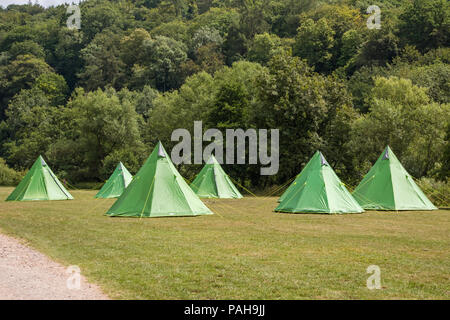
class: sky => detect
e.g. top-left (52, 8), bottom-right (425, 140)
top-left (1, 0), bottom-right (82, 8)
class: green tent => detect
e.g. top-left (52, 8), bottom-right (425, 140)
top-left (106, 142), bottom-right (213, 218)
top-left (352, 146), bottom-right (437, 211)
top-left (190, 155), bottom-right (243, 199)
top-left (6, 155), bottom-right (73, 201)
top-left (275, 151), bottom-right (364, 214)
top-left (95, 162), bottom-right (133, 199)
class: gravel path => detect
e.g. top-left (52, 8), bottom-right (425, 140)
top-left (0, 233), bottom-right (109, 300)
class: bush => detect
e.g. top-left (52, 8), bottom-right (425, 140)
top-left (0, 158), bottom-right (24, 186)
top-left (417, 178), bottom-right (450, 208)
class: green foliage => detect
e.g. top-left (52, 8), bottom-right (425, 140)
top-left (416, 178), bottom-right (450, 207)
top-left (78, 30), bottom-right (126, 91)
top-left (0, 54), bottom-right (52, 118)
top-left (33, 73), bottom-right (69, 106)
top-left (194, 43), bottom-right (225, 74)
top-left (150, 19), bottom-right (189, 42)
top-left (53, 88), bottom-right (147, 182)
top-left (253, 52), bottom-right (328, 182)
top-left (208, 60), bottom-right (265, 129)
top-left (440, 123), bottom-right (450, 181)
top-left (0, 157), bottom-right (23, 186)
top-left (0, 0), bottom-right (448, 188)
top-left (8, 40), bottom-right (45, 60)
top-left (148, 71), bottom-right (215, 147)
top-left (294, 18), bottom-right (335, 72)
top-left (351, 29), bottom-right (400, 70)
top-left (247, 32), bottom-right (291, 65)
top-left (191, 26), bottom-right (223, 50)
top-left (398, 0), bottom-right (450, 52)
top-left (351, 77), bottom-right (449, 178)
top-left (132, 35), bottom-right (188, 91)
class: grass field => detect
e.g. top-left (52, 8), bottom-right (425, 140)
top-left (0, 187), bottom-right (448, 299)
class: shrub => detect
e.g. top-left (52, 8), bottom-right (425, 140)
top-left (0, 158), bottom-right (24, 186)
top-left (417, 178), bottom-right (450, 208)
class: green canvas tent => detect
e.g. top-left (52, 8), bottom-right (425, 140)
top-left (352, 146), bottom-right (437, 211)
top-left (190, 155), bottom-right (243, 199)
top-left (275, 151), bottom-right (364, 214)
top-left (6, 155), bottom-right (73, 201)
top-left (106, 142), bottom-right (213, 218)
top-left (95, 162), bottom-right (133, 199)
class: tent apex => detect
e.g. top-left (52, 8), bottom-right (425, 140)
top-left (157, 141), bottom-right (166, 158)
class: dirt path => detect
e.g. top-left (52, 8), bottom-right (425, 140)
top-left (0, 233), bottom-right (109, 300)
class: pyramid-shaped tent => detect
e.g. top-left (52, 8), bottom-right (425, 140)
top-left (275, 151), bottom-right (363, 214)
top-left (352, 146), bottom-right (437, 211)
top-left (106, 142), bottom-right (213, 217)
top-left (190, 155), bottom-right (243, 199)
top-left (95, 162), bottom-right (133, 199)
top-left (6, 155), bottom-right (73, 201)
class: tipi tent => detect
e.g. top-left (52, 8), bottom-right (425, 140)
top-left (275, 151), bottom-right (364, 214)
top-left (352, 146), bottom-right (437, 211)
top-left (190, 155), bottom-right (243, 199)
top-left (95, 162), bottom-right (133, 199)
top-left (6, 155), bottom-right (73, 201)
top-left (106, 142), bottom-right (213, 218)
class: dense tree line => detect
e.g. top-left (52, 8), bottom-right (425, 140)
top-left (0, 0), bottom-right (448, 191)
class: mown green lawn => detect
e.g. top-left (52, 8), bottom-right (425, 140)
top-left (0, 187), bottom-right (448, 299)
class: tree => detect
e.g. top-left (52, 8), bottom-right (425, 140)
top-left (222, 24), bottom-right (247, 66)
top-left (297, 4), bottom-right (364, 72)
top-left (193, 44), bottom-right (223, 74)
top-left (150, 19), bottom-right (189, 43)
top-left (147, 71), bottom-right (215, 153)
top-left (78, 30), bottom-right (126, 91)
top-left (132, 36), bottom-right (188, 91)
top-left (338, 29), bottom-right (363, 68)
top-left (270, 0), bottom-right (317, 37)
top-left (316, 74), bottom-right (360, 182)
top-left (185, 0), bottom-right (198, 19)
top-left (237, 0), bottom-right (271, 38)
top-left (190, 7), bottom-right (240, 37)
top-left (252, 52), bottom-right (329, 183)
top-left (48, 28), bottom-right (84, 90)
top-left (80, 0), bottom-right (133, 43)
top-left (119, 85), bottom-right (159, 119)
top-left (191, 26), bottom-right (223, 51)
top-left (120, 28), bottom-right (152, 67)
top-left (52, 88), bottom-right (146, 181)
top-left (294, 18), bottom-right (335, 72)
top-left (33, 73), bottom-right (68, 106)
top-left (8, 40), bottom-right (45, 60)
top-left (1, 87), bottom-right (64, 169)
top-left (349, 29), bottom-right (400, 72)
top-left (0, 54), bottom-right (52, 119)
top-left (207, 61), bottom-right (265, 129)
top-left (247, 32), bottom-right (291, 65)
top-left (351, 76), bottom-right (449, 178)
top-left (399, 0), bottom-right (450, 52)
top-left (440, 123), bottom-right (450, 181)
